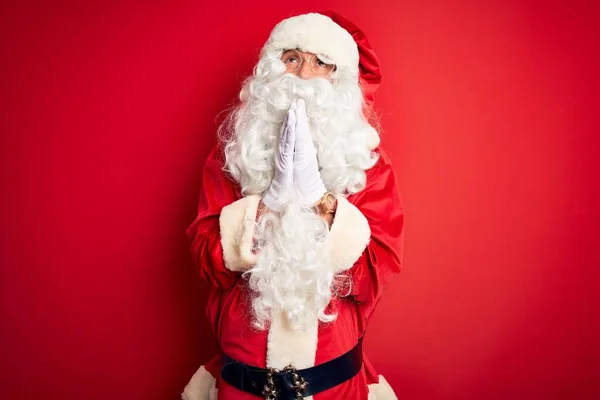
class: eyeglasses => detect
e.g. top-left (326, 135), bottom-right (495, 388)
top-left (280, 49), bottom-right (336, 77)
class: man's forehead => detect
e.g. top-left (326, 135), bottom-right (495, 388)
top-left (284, 49), bottom-right (313, 55)
top-left (283, 49), bottom-right (323, 57)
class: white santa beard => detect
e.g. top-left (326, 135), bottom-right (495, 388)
top-left (221, 59), bottom-right (378, 331)
top-left (247, 202), bottom-right (335, 332)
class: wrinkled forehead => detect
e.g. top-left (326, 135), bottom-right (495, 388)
top-left (261, 13), bottom-right (359, 74)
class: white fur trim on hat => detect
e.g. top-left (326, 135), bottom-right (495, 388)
top-left (262, 13), bottom-right (359, 74)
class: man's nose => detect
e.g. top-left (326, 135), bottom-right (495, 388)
top-left (297, 60), bottom-right (315, 80)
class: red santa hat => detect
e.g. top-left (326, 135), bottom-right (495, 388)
top-left (261, 11), bottom-right (383, 143)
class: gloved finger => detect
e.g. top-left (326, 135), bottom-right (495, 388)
top-left (293, 109), bottom-right (314, 156)
top-left (280, 100), bottom-right (296, 130)
top-left (296, 99), bottom-right (311, 141)
top-left (296, 98), bottom-right (306, 111)
top-left (280, 109), bottom-right (296, 157)
top-left (295, 99), bottom-right (308, 128)
top-left (279, 112), bottom-right (288, 137)
top-left (279, 109), bottom-right (293, 148)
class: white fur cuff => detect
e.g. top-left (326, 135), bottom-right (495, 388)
top-left (366, 125), bottom-right (381, 150)
top-left (327, 197), bottom-right (371, 273)
top-left (181, 365), bottom-right (218, 400)
top-left (368, 375), bottom-right (398, 400)
top-left (219, 195), bottom-right (260, 272)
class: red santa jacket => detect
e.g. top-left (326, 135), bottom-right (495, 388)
top-left (182, 143), bottom-right (404, 400)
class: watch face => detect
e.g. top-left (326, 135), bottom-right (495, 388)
top-left (324, 193), bottom-right (337, 212)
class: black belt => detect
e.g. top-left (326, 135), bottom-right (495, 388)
top-left (220, 336), bottom-right (364, 399)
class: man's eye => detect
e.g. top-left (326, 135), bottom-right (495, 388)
top-left (316, 60), bottom-right (327, 67)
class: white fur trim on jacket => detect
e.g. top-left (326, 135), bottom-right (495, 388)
top-left (219, 195), bottom-right (260, 272)
top-left (327, 196), bottom-right (372, 274)
top-left (267, 311), bottom-right (318, 370)
top-left (266, 312), bottom-right (318, 400)
top-left (181, 365), bottom-right (398, 400)
top-left (262, 13), bottom-right (359, 75)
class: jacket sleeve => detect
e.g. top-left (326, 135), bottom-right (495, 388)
top-left (185, 145), bottom-right (260, 289)
top-left (325, 150), bottom-right (404, 307)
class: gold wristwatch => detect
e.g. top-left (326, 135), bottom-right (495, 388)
top-left (316, 191), bottom-right (337, 214)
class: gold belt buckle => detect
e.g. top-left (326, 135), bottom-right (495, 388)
top-left (262, 367), bottom-right (279, 400)
top-left (262, 364), bottom-right (309, 400)
top-left (284, 364), bottom-right (308, 399)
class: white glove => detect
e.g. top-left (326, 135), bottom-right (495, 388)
top-left (261, 109), bottom-right (296, 212)
top-left (292, 99), bottom-right (327, 207)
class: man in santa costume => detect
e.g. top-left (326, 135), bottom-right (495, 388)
top-left (182, 11), bottom-right (404, 400)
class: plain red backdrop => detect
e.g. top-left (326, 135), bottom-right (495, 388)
top-left (1, 1), bottom-right (598, 399)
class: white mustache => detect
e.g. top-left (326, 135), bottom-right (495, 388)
top-left (264, 74), bottom-right (335, 112)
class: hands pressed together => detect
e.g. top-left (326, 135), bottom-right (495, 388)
top-left (261, 99), bottom-right (327, 213)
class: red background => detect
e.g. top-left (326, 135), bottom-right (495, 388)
top-left (1, 1), bottom-right (598, 399)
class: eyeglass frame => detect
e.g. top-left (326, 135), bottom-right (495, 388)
top-left (280, 49), bottom-right (338, 77)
